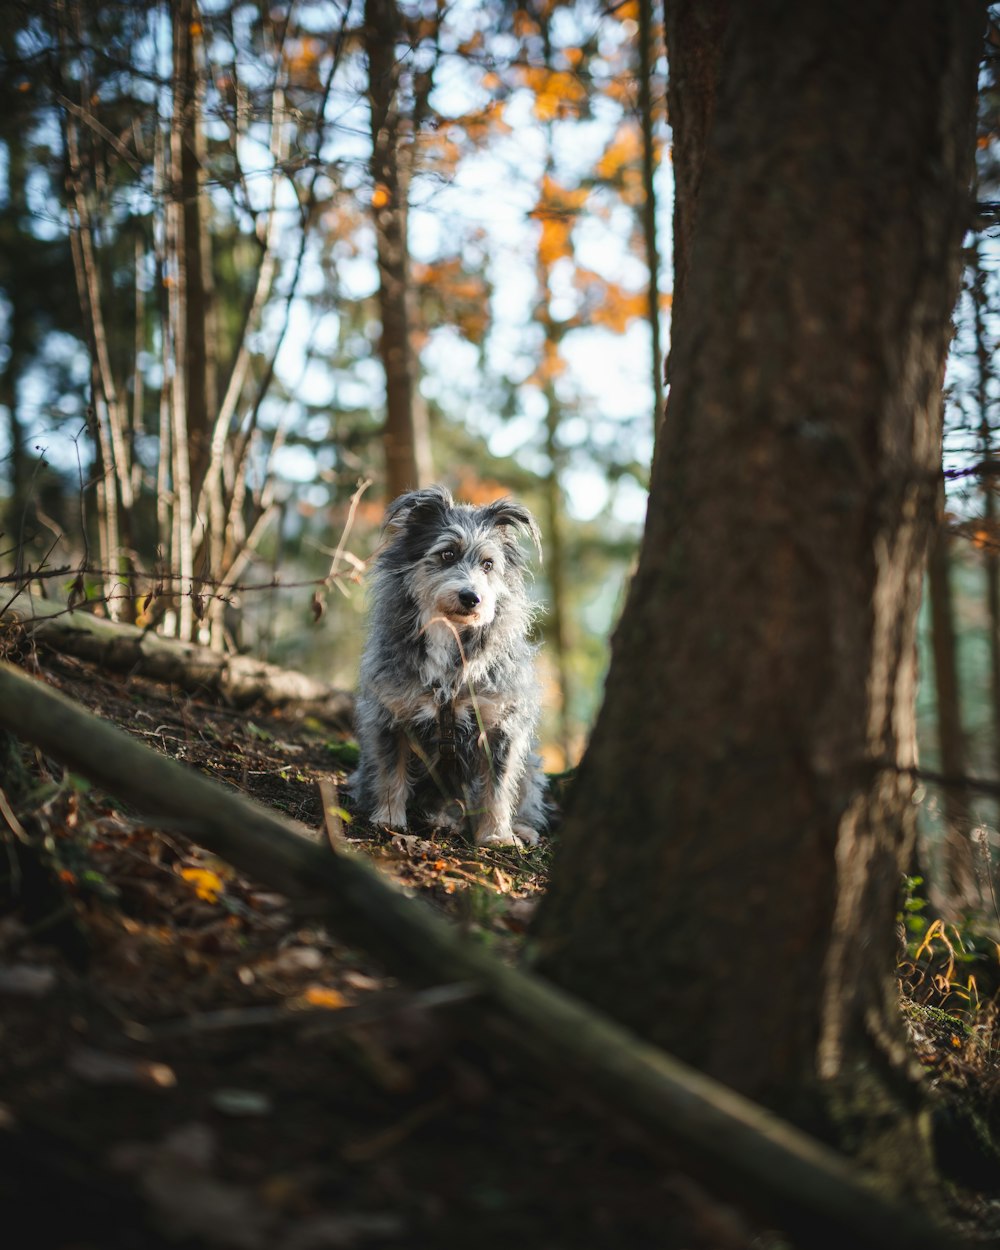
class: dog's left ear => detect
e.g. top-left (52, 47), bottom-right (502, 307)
top-left (480, 499), bottom-right (543, 564)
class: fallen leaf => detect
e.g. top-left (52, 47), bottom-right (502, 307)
top-left (303, 985), bottom-right (347, 1009)
top-left (69, 1046), bottom-right (177, 1088)
top-left (264, 946), bottom-right (324, 975)
top-left (180, 867), bottom-right (225, 904)
top-left (342, 970), bottom-right (383, 992)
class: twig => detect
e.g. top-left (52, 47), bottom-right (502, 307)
top-left (326, 478), bottom-right (372, 588)
top-left (319, 778), bottom-right (348, 854)
top-left (906, 764), bottom-right (1000, 799)
top-left (0, 785), bottom-right (30, 846)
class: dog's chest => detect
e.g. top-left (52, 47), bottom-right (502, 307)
top-left (419, 622), bottom-right (461, 691)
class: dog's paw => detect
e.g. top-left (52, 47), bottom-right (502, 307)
top-left (512, 822), bottom-right (540, 847)
top-left (372, 805), bottom-right (408, 831)
top-left (476, 822), bottom-right (539, 850)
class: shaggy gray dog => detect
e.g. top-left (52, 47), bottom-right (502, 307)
top-left (350, 486), bottom-right (548, 848)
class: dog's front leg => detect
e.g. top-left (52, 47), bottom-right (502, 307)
top-left (474, 728), bottom-right (538, 848)
top-left (370, 727), bottom-right (412, 829)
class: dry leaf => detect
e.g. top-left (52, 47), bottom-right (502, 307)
top-left (180, 867), bottom-right (225, 904)
top-left (69, 1046), bottom-right (177, 1088)
top-left (303, 985), bottom-right (347, 1009)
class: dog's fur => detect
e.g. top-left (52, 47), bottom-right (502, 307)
top-left (350, 486), bottom-right (548, 847)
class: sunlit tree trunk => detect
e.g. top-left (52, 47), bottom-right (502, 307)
top-left (660, 0), bottom-right (729, 406)
top-left (365, 0), bottom-right (432, 499)
top-left (536, 0), bottom-right (980, 1187)
top-left (172, 0), bottom-right (218, 497)
top-left (637, 0), bottom-right (664, 437)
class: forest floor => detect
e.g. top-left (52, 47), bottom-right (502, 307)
top-left (1, 635), bottom-right (1000, 1249)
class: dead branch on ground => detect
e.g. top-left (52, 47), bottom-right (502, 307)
top-left (1, 595), bottom-right (353, 726)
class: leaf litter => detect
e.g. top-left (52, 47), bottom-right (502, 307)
top-left (5, 644), bottom-right (1000, 1245)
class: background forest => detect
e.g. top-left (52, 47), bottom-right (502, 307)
top-left (2, 0), bottom-right (1000, 910)
top-left (0, 0), bottom-right (666, 771)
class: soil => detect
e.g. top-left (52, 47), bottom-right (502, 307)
top-left (0, 636), bottom-right (998, 1249)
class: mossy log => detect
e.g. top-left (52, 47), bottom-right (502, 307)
top-left (0, 661), bottom-right (963, 1250)
top-left (2, 593), bottom-right (353, 727)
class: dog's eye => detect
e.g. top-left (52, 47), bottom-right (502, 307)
top-left (482, 559), bottom-right (494, 572)
top-left (440, 549), bottom-right (456, 563)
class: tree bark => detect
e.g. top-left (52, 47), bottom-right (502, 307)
top-left (0, 659), bottom-right (963, 1250)
top-left (661, 0), bottom-right (729, 398)
top-left (637, 0), bottom-right (664, 436)
top-left (535, 0), bottom-right (981, 1185)
top-left (365, 0), bottom-right (431, 498)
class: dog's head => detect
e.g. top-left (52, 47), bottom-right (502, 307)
top-left (379, 486), bottom-right (542, 630)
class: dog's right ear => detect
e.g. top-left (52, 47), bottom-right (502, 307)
top-left (383, 485), bottom-right (454, 532)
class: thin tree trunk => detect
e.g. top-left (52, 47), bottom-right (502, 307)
top-left (926, 486), bottom-right (976, 908)
top-left (130, 230), bottom-right (146, 506)
top-left (543, 381), bottom-right (573, 763)
top-left (58, 0), bottom-right (133, 616)
top-left (172, 0), bottom-right (217, 497)
top-left (972, 248), bottom-right (1000, 818)
top-left (637, 0), bottom-right (664, 438)
top-left (536, 0), bottom-right (980, 1188)
top-left (1, 131), bottom-right (29, 538)
top-left (0, 310), bottom-right (26, 545)
top-left (167, 44), bottom-right (196, 643)
top-left (365, 0), bottom-right (431, 498)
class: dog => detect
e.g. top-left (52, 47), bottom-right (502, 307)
top-left (350, 485), bottom-right (548, 848)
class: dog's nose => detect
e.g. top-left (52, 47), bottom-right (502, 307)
top-left (458, 589), bottom-right (481, 611)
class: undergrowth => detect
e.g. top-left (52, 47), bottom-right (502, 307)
top-left (897, 876), bottom-right (1000, 1096)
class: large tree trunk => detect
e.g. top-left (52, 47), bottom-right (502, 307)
top-left (660, 0), bottom-right (729, 401)
top-left (535, 0), bottom-right (980, 1185)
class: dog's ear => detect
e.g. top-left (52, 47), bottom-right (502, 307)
top-left (383, 486), bottom-right (454, 532)
top-left (480, 498), bottom-right (543, 564)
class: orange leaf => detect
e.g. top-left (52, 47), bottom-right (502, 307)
top-left (180, 867), bottom-right (224, 903)
top-left (304, 985), bottom-right (347, 1009)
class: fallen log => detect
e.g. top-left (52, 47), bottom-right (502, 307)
top-left (0, 661), bottom-right (961, 1250)
top-left (2, 593), bottom-right (353, 728)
